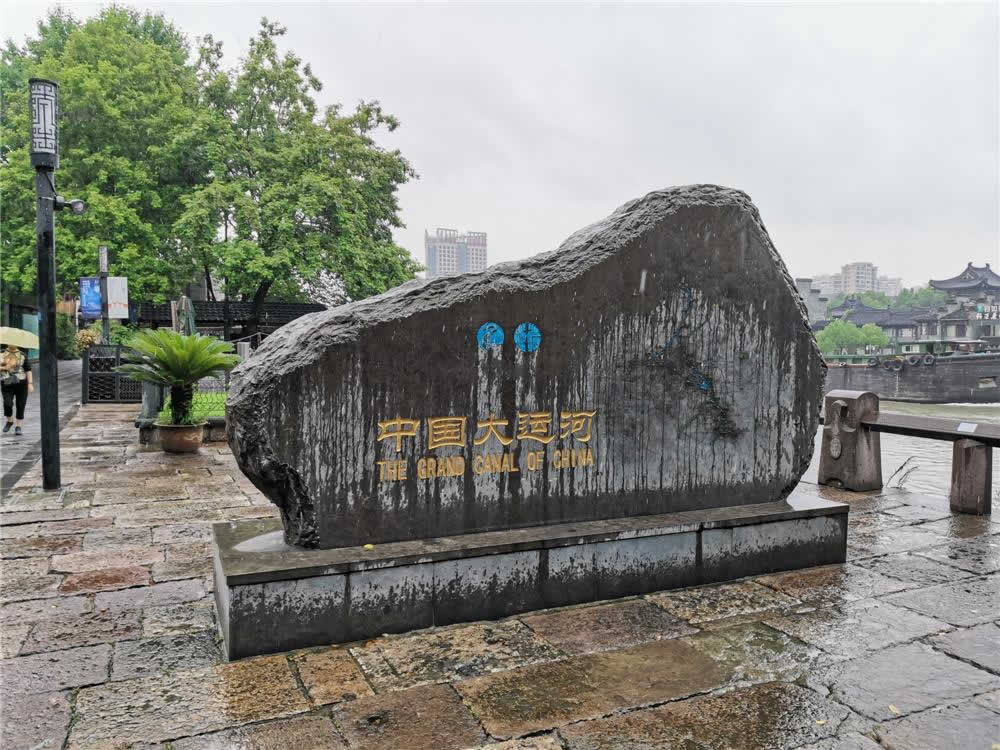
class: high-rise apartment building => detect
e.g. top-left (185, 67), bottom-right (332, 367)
top-left (840, 262), bottom-right (878, 294)
top-left (424, 229), bottom-right (487, 278)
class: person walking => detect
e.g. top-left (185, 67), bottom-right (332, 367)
top-left (1, 344), bottom-right (33, 436)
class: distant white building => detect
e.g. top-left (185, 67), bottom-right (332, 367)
top-left (425, 228), bottom-right (487, 278)
top-left (812, 263), bottom-right (901, 298)
top-left (877, 275), bottom-right (903, 297)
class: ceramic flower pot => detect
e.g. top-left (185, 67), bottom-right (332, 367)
top-left (157, 422), bottom-right (206, 453)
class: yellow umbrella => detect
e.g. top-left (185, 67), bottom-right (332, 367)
top-left (0, 327), bottom-right (40, 349)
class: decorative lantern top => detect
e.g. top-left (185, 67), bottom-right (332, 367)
top-left (29, 78), bottom-right (59, 169)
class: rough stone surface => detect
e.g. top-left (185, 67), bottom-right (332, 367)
top-left (520, 599), bottom-right (697, 654)
top-left (884, 575), bottom-right (1000, 626)
top-left (756, 563), bottom-right (910, 606)
top-left (350, 621), bottom-right (563, 692)
top-left (917, 536), bottom-right (1000, 575)
top-left (293, 647), bottom-right (373, 705)
top-left (683, 621), bottom-right (829, 684)
top-left (329, 683), bottom-right (484, 750)
top-left (455, 638), bottom-right (731, 738)
top-left (872, 701), bottom-right (1000, 750)
top-left (1, 623), bottom-right (29, 658)
top-left (227, 185), bottom-right (824, 548)
top-left (763, 598), bottom-right (948, 658)
top-left (816, 642), bottom-right (997, 720)
top-left (142, 601), bottom-right (216, 637)
top-left (559, 681), bottom-right (849, 749)
top-left (0, 690), bottom-right (72, 750)
top-left (69, 655), bottom-right (311, 748)
top-left (170, 715), bottom-right (347, 749)
top-left (929, 622), bottom-right (1000, 674)
top-left (648, 580), bottom-right (798, 624)
top-left (854, 551), bottom-right (973, 587)
top-left (22, 608), bottom-right (143, 654)
top-left (95, 578), bottom-right (206, 611)
top-left (111, 631), bottom-right (221, 681)
top-left (0, 643), bottom-right (111, 695)
top-left (0, 593), bottom-right (93, 623)
top-left (59, 565), bottom-right (150, 594)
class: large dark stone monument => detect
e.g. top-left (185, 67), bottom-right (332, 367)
top-left (215, 184), bottom-right (846, 659)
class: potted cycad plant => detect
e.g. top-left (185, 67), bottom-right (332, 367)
top-left (118, 330), bottom-right (239, 453)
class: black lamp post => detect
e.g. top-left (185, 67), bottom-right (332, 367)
top-left (30, 78), bottom-right (86, 490)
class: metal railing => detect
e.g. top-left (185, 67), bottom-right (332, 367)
top-left (82, 345), bottom-right (142, 403)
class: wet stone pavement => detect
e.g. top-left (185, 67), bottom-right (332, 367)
top-left (0, 405), bottom-right (998, 749)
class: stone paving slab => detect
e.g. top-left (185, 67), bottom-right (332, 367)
top-left (647, 580), bottom-right (799, 624)
top-left (350, 620), bottom-right (564, 692)
top-left (929, 622), bottom-right (1000, 674)
top-left (870, 701), bottom-right (1000, 750)
top-left (762, 598), bottom-right (949, 659)
top-left (170, 714), bottom-right (347, 749)
top-left (330, 683), bottom-right (484, 750)
top-left (811, 642), bottom-right (998, 721)
top-left (884, 574), bottom-right (1000, 626)
top-left (916, 535), bottom-right (1000, 575)
top-left (293, 646), bottom-right (374, 705)
top-left (455, 638), bottom-right (731, 738)
top-left (1, 405), bottom-right (999, 748)
top-left (756, 562), bottom-right (912, 606)
top-left (559, 681), bottom-right (850, 749)
top-left (519, 598), bottom-right (697, 654)
top-left (69, 655), bottom-right (311, 748)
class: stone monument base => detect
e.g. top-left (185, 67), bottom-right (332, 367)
top-left (212, 493), bottom-right (847, 659)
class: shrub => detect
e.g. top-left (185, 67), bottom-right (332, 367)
top-left (117, 330), bottom-right (238, 425)
top-left (56, 313), bottom-right (79, 359)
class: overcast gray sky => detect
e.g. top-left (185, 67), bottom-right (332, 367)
top-left (5, 1), bottom-right (998, 288)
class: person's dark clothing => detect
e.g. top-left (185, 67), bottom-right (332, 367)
top-left (1, 351), bottom-right (30, 421)
top-left (2, 381), bottom-right (28, 420)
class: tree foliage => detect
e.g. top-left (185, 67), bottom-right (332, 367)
top-left (2, 9), bottom-right (420, 317)
top-left (891, 287), bottom-right (948, 311)
top-left (859, 323), bottom-right (889, 350)
top-left (816, 320), bottom-right (889, 355)
top-left (174, 20), bottom-right (419, 325)
top-left (1, 7), bottom-right (206, 302)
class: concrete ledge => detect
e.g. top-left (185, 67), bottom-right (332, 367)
top-left (213, 491), bottom-right (848, 659)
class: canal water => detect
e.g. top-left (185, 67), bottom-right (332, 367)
top-left (806, 401), bottom-right (1000, 500)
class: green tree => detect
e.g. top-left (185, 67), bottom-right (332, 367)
top-left (859, 323), bottom-right (889, 351)
top-left (891, 287), bottom-right (948, 311)
top-left (815, 319), bottom-right (864, 355)
top-left (1, 7), bottom-right (209, 303)
top-left (175, 20), bottom-right (419, 329)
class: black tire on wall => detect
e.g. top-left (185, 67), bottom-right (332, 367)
top-left (868, 357), bottom-right (880, 367)
top-left (906, 355), bottom-right (922, 366)
top-left (890, 359), bottom-right (904, 372)
top-left (923, 354), bottom-right (936, 366)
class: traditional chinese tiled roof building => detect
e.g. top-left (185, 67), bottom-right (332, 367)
top-left (930, 263), bottom-right (1000, 298)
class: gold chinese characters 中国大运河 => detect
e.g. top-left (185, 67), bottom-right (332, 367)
top-left (375, 409), bottom-right (597, 481)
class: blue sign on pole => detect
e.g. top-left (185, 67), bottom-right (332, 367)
top-left (79, 277), bottom-right (102, 319)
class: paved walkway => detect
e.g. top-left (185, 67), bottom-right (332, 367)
top-left (0, 404), bottom-right (997, 749)
top-left (0, 358), bottom-right (83, 490)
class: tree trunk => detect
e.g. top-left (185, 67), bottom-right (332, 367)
top-left (248, 280), bottom-right (272, 338)
top-left (204, 266), bottom-right (216, 302)
top-left (170, 384), bottom-right (195, 425)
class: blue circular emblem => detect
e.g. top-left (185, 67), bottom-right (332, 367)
top-left (513, 322), bottom-right (542, 353)
top-left (476, 322), bottom-right (504, 349)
